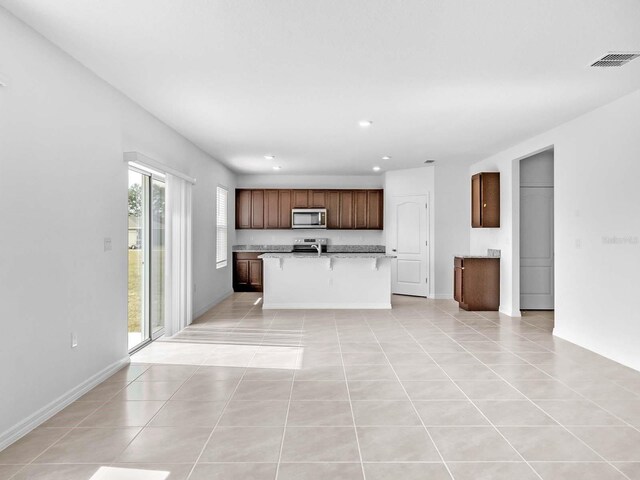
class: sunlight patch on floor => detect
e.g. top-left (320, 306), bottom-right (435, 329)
top-left (90, 466), bottom-right (169, 480)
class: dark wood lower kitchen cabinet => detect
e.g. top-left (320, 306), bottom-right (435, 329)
top-left (454, 256), bottom-right (500, 311)
top-left (233, 253), bottom-right (263, 292)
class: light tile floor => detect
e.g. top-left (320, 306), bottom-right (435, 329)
top-left (3, 293), bottom-right (640, 479)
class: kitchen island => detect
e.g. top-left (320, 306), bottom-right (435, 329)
top-left (259, 253), bottom-right (394, 309)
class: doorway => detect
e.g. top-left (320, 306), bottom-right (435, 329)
top-left (519, 150), bottom-right (554, 310)
top-left (388, 195), bottom-right (429, 297)
top-left (128, 167), bottom-right (166, 351)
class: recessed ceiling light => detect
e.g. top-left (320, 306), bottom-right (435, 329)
top-left (272, 166), bottom-right (282, 170)
top-left (372, 166), bottom-right (381, 172)
top-left (382, 156), bottom-right (391, 160)
top-left (264, 155), bottom-right (275, 160)
top-left (358, 120), bottom-right (373, 128)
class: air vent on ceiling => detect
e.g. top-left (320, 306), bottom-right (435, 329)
top-left (590, 52), bottom-right (640, 67)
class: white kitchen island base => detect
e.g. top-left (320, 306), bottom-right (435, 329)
top-left (259, 253), bottom-right (393, 309)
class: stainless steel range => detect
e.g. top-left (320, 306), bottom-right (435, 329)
top-left (292, 237), bottom-right (328, 255)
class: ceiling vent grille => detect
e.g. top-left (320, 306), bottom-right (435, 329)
top-left (591, 52), bottom-right (640, 67)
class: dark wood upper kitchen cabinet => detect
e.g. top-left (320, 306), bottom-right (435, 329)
top-left (236, 189), bottom-right (252, 229)
top-left (454, 256), bottom-right (500, 311)
top-left (292, 190), bottom-right (309, 208)
top-left (339, 190), bottom-right (355, 229)
top-left (235, 188), bottom-right (384, 230)
top-left (250, 190), bottom-right (264, 228)
top-left (353, 190), bottom-right (368, 229)
top-left (278, 190), bottom-right (292, 228)
top-left (233, 253), bottom-right (263, 292)
top-left (264, 190), bottom-right (280, 229)
top-left (326, 191), bottom-right (340, 229)
top-left (366, 190), bottom-right (384, 230)
top-left (471, 172), bottom-right (500, 228)
top-left (309, 190), bottom-right (326, 208)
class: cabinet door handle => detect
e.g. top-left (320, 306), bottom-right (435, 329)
top-left (483, 203), bottom-right (487, 207)
top-left (392, 249), bottom-right (397, 252)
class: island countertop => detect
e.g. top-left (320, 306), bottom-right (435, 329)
top-left (258, 252), bottom-right (396, 259)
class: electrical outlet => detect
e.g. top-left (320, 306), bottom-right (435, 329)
top-left (103, 237), bottom-right (112, 252)
top-left (71, 332), bottom-right (78, 348)
top-left (575, 239), bottom-right (582, 249)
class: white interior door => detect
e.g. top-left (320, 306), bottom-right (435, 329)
top-left (520, 187), bottom-right (554, 309)
top-left (389, 195), bottom-right (429, 297)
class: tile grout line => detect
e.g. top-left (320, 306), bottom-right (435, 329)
top-left (13, 364), bottom-right (155, 477)
top-left (363, 317), bottom-right (458, 480)
top-left (387, 309), bottom-right (545, 480)
top-left (183, 301), bottom-right (259, 480)
top-left (273, 309), bottom-right (307, 480)
top-left (430, 309), bottom-right (633, 480)
top-left (337, 315), bottom-right (368, 480)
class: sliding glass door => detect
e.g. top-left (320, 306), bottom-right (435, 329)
top-left (128, 168), bottom-right (165, 352)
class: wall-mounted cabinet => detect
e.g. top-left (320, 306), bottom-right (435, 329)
top-left (471, 172), bottom-right (500, 228)
top-left (235, 188), bottom-right (383, 230)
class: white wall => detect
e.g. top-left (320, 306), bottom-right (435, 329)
top-left (469, 87), bottom-right (640, 371)
top-left (236, 174), bottom-right (385, 246)
top-left (434, 162), bottom-right (471, 299)
top-left (0, 8), bottom-right (235, 444)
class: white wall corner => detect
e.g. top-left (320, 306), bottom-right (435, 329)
top-left (0, 356), bottom-right (130, 452)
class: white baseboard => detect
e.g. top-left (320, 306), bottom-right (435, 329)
top-left (193, 289), bottom-right (233, 319)
top-left (0, 356), bottom-right (130, 452)
top-left (499, 306), bottom-right (522, 317)
top-left (263, 302), bottom-right (392, 310)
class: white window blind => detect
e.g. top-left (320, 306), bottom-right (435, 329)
top-left (216, 186), bottom-right (228, 269)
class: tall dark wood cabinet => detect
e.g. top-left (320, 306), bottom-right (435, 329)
top-left (339, 191), bottom-right (355, 229)
top-left (278, 190), bottom-right (292, 228)
top-left (236, 189), bottom-right (252, 229)
top-left (454, 256), bottom-right (500, 311)
top-left (250, 190), bottom-right (264, 228)
top-left (233, 253), bottom-right (263, 292)
top-left (366, 190), bottom-right (384, 230)
top-left (353, 190), bottom-right (368, 229)
top-left (264, 190), bottom-right (280, 229)
top-left (326, 191), bottom-right (340, 229)
top-left (471, 172), bottom-right (500, 228)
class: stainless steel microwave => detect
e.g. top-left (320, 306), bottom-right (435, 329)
top-left (291, 208), bottom-right (327, 229)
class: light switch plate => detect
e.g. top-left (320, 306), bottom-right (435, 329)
top-left (104, 237), bottom-right (112, 252)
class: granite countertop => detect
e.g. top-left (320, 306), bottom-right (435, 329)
top-left (233, 244), bottom-right (386, 253)
top-left (455, 254), bottom-right (501, 259)
top-left (232, 245), bottom-right (293, 253)
top-left (259, 252), bottom-right (396, 259)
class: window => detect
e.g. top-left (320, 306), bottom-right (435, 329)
top-left (216, 186), bottom-right (228, 268)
